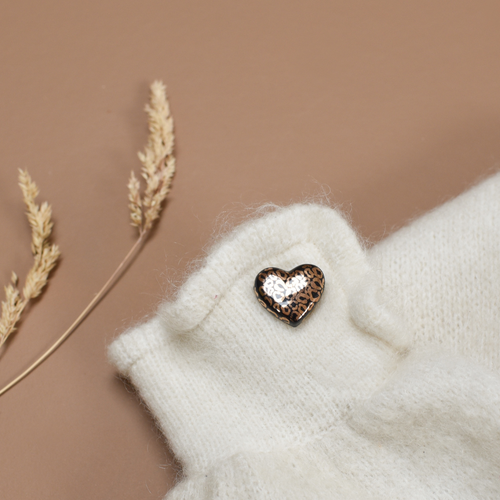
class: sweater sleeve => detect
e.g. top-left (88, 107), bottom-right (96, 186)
top-left (369, 172), bottom-right (500, 374)
top-left (108, 196), bottom-right (500, 499)
top-left (108, 204), bottom-right (408, 498)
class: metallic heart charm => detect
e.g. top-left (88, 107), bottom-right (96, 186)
top-left (254, 264), bottom-right (325, 327)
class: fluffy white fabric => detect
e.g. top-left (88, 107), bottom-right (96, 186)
top-left (109, 174), bottom-right (500, 499)
top-left (370, 173), bottom-right (500, 373)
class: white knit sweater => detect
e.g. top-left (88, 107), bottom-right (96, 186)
top-left (109, 174), bottom-right (500, 499)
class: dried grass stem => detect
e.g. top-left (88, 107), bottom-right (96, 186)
top-left (0, 80), bottom-right (175, 396)
top-left (0, 171), bottom-right (60, 348)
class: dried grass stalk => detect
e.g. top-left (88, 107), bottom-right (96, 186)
top-left (0, 80), bottom-right (175, 396)
top-left (127, 171), bottom-right (142, 228)
top-left (0, 170), bottom-right (60, 347)
top-left (131, 80), bottom-right (176, 233)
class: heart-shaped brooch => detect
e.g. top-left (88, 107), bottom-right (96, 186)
top-left (254, 264), bottom-right (325, 327)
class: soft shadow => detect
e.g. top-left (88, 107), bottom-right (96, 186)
top-left (112, 374), bottom-right (184, 489)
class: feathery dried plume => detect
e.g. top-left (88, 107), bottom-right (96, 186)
top-left (0, 170), bottom-right (60, 347)
top-left (127, 171), bottom-right (142, 228)
top-left (129, 80), bottom-right (175, 233)
top-left (0, 79), bottom-right (176, 397)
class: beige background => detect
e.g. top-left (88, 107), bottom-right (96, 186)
top-left (1, 1), bottom-right (500, 498)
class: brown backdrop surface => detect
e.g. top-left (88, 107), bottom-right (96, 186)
top-left (1, 1), bottom-right (500, 498)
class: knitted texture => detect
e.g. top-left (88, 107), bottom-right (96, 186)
top-left (370, 173), bottom-right (500, 373)
top-left (109, 176), bottom-right (500, 499)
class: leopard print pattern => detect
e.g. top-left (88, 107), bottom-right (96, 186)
top-left (254, 264), bottom-right (325, 327)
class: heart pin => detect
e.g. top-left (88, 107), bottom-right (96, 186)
top-left (254, 264), bottom-right (325, 327)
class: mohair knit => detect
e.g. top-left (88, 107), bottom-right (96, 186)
top-left (109, 174), bottom-right (500, 499)
top-left (371, 173), bottom-right (500, 374)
